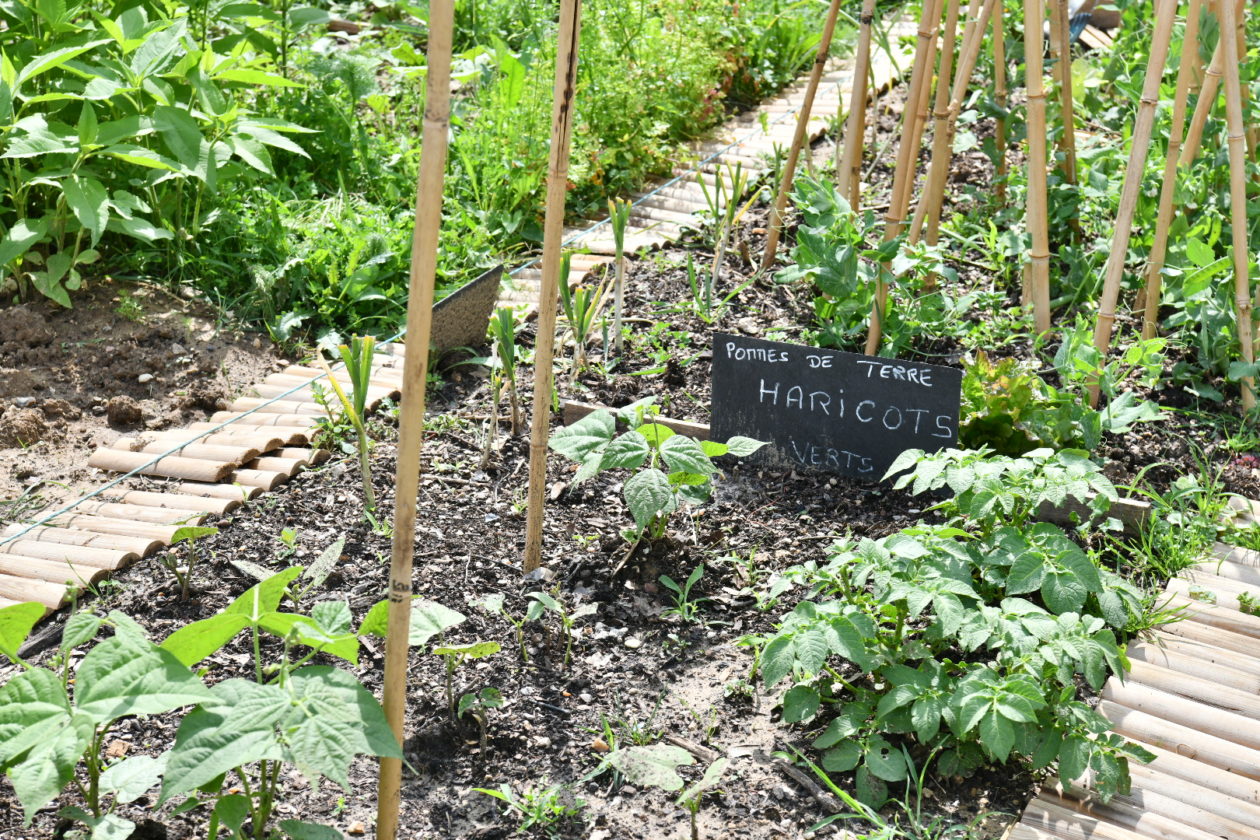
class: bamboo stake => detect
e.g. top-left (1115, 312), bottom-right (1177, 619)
top-left (1141, 0), bottom-right (1203, 340)
top-left (993, 0), bottom-right (1008, 204)
top-left (836, 0), bottom-right (878, 209)
top-left (864, 0), bottom-right (944, 354)
top-left (1180, 38), bottom-right (1223, 167)
top-left (1217, 0), bottom-right (1255, 411)
top-left (1048, 0), bottom-right (1079, 190)
top-left (1025, 0), bottom-right (1053, 335)
top-left (760, 0), bottom-right (846, 272)
top-left (375, 0), bottom-right (453, 836)
top-left (911, 0), bottom-right (997, 256)
top-left (908, 0), bottom-right (975, 246)
top-left (1087, 0), bottom-right (1177, 406)
top-left (902, 0), bottom-right (948, 220)
top-left (523, 0), bottom-right (584, 574)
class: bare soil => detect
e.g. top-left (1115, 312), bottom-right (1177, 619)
top-left (0, 281), bottom-right (284, 519)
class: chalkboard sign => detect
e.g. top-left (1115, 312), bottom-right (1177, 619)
top-left (710, 334), bottom-right (962, 480)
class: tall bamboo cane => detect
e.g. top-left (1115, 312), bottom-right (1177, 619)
top-left (909, 0), bottom-right (977, 245)
top-left (1140, 0), bottom-right (1203, 340)
top-left (1049, 0), bottom-right (1079, 189)
top-left (1025, 0), bottom-right (1053, 335)
top-left (864, 0), bottom-right (944, 354)
top-left (903, 0), bottom-right (949, 219)
top-left (911, 0), bottom-right (997, 253)
top-left (1087, 0), bottom-right (1178, 407)
top-left (993, 0), bottom-right (1008, 205)
top-left (523, 0), bottom-right (583, 574)
top-left (1218, 0), bottom-right (1256, 411)
top-left (376, 2), bottom-right (453, 837)
top-left (1180, 37), bottom-right (1222, 166)
top-left (761, 0), bottom-right (845, 272)
top-left (837, 0), bottom-right (878, 209)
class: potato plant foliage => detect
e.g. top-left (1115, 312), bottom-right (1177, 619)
top-left (753, 448), bottom-right (1153, 807)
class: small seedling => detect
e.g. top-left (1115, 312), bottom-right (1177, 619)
top-left (473, 781), bottom-right (586, 836)
top-left (432, 641), bottom-right (501, 715)
top-left (487, 307), bottom-right (522, 436)
top-left (161, 525), bottom-right (219, 601)
top-left (608, 197), bottom-right (633, 356)
top-left (478, 592), bottom-right (534, 663)
top-left (660, 564), bottom-right (708, 625)
top-left (558, 251), bottom-right (606, 374)
top-left (677, 757), bottom-right (728, 840)
top-left (316, 334), bottom-right (377, 513)
top-left (594, 743), bottom-right (727, 840)
top-left (527, 590), bottom-right (597, 668)
top-left (276, 527), bottom-right (298, 558)
top-left (548, 400), bottom-right (765, 545)
top-left (457, 686), bottom-right (504, 748)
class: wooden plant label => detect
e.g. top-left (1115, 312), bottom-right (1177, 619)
top-left (710, 334), bottom-right (962, 480)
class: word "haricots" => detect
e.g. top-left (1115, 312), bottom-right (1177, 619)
top-left (757, 379), bottom-right (954, 438)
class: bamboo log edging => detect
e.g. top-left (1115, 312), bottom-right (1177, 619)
top-left (1019, 798), bottom-right (1150, 840)
top-left (88, 449), bottom-right (234, 484)
top-left (760, 0), bottom-right (847, 271)
top-left (2, 524), bottom-right (162, 558)
top-left (0, 539), bottom-right (133, 571)
top-left (186, 423), bottom-right (310, 447)
top-left (0, 574), bottom-right (70, 610)
top-left (1128, 639), bottom-right (1260, 693)
top-left (1087, 0), bottom-right (1177, 407)
top-left (1059, 781), bottom-right (1259, 840)
top-left (108, 436), bottom-right (261, 466)
top-left (1044, 786), bottom-right (1235, 840)
top-left (1100, 697), bottom-right (1260, 781)
top-left (0, 554), bottom-right (107, 589)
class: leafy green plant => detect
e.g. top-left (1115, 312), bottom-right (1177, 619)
top-left (0, 1), bottom-right (312, 307)
top-left (155, 568), bottom-right (400, 839)
top-left (474, 780), bottom-right (586, 836)
top-left (548, 401), bottom-right (765, 542)
top-left (660, 564), bottom-right (709, 625)
top-left (748, 449), bottom-right (1154, 808)
top-left (0, 605), bottom-right (212, 832)
top-left (161, 525), bottom-right (220, 601)
top-left (526, 590), bottom-right (597, 668)
top-left (317, 334), bottom-right (377, 512)
top-left (775, 177), bottom-right (898, 351)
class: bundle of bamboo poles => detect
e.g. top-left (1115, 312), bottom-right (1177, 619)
top-left (1090, 0), bottom-right (1256, 413)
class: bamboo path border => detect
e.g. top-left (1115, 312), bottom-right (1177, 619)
top-left (1008, 534), bottom-right (1260, 840)
top-left (498, 13), bottom-right (920, 310)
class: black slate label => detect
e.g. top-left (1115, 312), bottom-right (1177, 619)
top-left (710, 334), bottom-right (962, 480)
